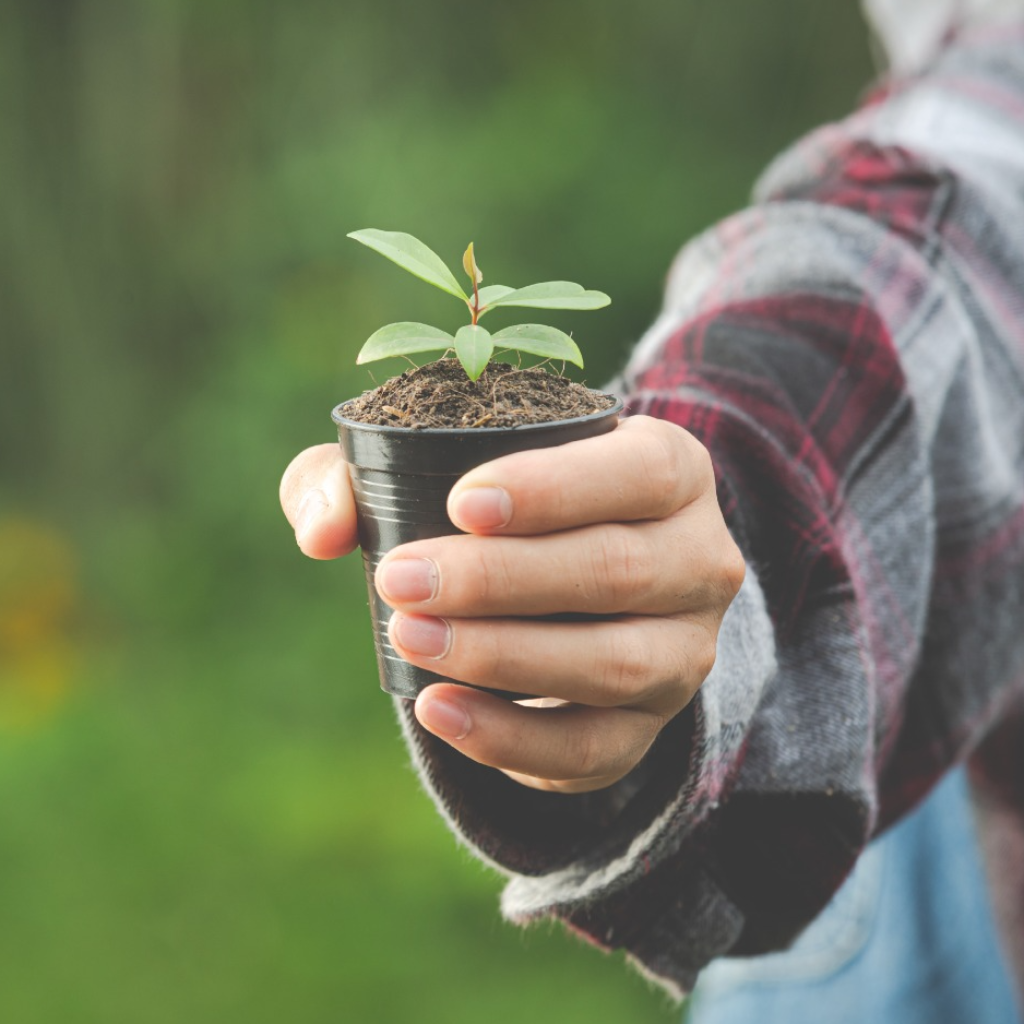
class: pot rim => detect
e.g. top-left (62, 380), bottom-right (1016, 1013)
top-left (332, 393), bottom-right (623, 436)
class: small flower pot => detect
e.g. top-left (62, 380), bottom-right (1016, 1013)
top-left (333, 398), bottom-right (623, 699)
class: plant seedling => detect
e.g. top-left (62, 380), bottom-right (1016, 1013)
top-left (348, 229), bottom-right (611, 381)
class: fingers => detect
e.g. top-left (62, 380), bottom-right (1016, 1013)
top-left (414, 683), bottom-right (666, 793)
top-left (389, 611), bottom-right (713, 714)
top-left (376, 512), bottom-right (730, 617)
top-left (280, 444), bottom-right (359, 559)
top-left (447, 415), bottom-right (714, 535)
top-left (283, 417), bottom-right (742, 792)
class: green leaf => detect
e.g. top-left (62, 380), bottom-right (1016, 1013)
top-left (356, 322), bottom-right (455, 364)
top-left (453, 324), bottom-right (494, 381)
top-left (475, 284), bottom-right (515, 311)
top-left (348, 229), bottom-right (468, 300)
top-left (482, 281), bottom-right (611, 311)
top-left (491, 324), bottom-right (584, 368)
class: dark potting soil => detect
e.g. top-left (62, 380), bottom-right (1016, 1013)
top-left (342, 359), bottom-right (617, 429)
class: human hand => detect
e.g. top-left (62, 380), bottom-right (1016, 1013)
top-left (280, 416), bottom-right (745, 794)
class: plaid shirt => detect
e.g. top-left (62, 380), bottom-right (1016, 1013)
top-left (397, 11), bottom-right (1024, 1000)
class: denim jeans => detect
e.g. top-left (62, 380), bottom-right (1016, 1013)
top-left (687, 767), bottom-right (1020, 1024)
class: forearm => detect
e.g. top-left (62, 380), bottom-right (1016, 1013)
top-left (617, 44), bottom-right (1024, 955)
top-left (396, 24), bottom-right (1024, 996)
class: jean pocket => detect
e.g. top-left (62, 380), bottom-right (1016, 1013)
top-left (692, 837), bottom-right (884, 998)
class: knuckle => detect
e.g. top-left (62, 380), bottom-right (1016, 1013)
top-left (599, 624), bottom-right (656, 705)
top-left (700, 529), bottom-right (746, 609)
top-left (639, 419), bottom-right (717, 513)
top-left (674, 422), bottom-right (715, 487)
top-left (690, 435), bottom-right (716, 490)
top-left (720, 540), bottom-right (747, 601)
top-left (567, 719), bottom-right (608, 779)
top-left (661, 624), bottom-right (716, 707)
top-left (592, 525), bottom-right (653, 608)
top-left (693, 633), bottom-right (718, 683)
top-left (279, 444), bottom-right (338, 514)
top-left (636, 423), bottom-right (689, 514)
top-left (449, 622), bottom-right (503, 684)
top-left (471, 544), bottom-right (516, 608)
top-left (679, 518), bottom-right (745, 614)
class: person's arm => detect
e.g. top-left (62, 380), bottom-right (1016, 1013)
top-left (282, 17), bottom-right (1024, 998)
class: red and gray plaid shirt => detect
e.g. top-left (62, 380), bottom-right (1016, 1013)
top-left (398, 7), bottom-right (1024, 1000)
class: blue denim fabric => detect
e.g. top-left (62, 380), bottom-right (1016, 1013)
top-left (687, 767), bottom-right (1020, 1024)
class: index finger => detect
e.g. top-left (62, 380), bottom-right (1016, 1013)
top-left (447, 415), bottom-right (713, 536)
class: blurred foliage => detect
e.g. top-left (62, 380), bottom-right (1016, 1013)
top-left (0, 1), bottom-right (871, 1021)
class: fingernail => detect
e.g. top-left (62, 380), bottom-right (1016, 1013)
top-left (451, 486), bottom-right (512, 530)
top-left (377, 558), bottom-right (439, 604)
top-left (391, 614), bottom-right (452, 659)
top-left (296, 489), bottom-right (328, 539)
top-left (417, 696), bottom-right (471, 740)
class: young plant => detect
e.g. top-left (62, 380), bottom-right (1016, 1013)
top-left (348, 229), bottom-right (611, 381)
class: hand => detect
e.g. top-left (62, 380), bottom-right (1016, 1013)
top-left (280, 415), bottom-right (745, 794)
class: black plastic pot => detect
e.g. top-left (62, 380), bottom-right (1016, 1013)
top-left (333, 397), bottom-right (624, 700)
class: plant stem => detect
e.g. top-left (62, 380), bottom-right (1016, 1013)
top-left (470, 274), bottom-right (480, 325)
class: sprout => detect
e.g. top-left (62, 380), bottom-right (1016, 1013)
top-left (348, 229), bottom-right (610, 381)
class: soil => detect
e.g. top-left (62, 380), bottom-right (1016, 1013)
top-left (341, 359), bottom-right (617, 429)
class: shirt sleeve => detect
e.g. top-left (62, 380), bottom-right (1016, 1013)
top-left (393, 24), bottom-right (1024, 999)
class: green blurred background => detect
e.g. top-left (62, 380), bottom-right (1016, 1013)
top-left (0, 3), bottom-right (872, 1021)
